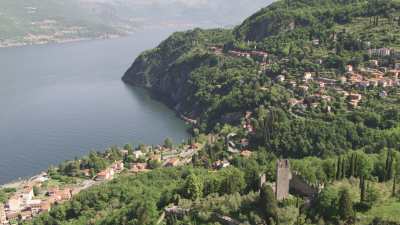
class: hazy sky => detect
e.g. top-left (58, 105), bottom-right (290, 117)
top-left (125, 0), bottom-right (273, 27)
top-left (79, 0), bottom-right (272, 26)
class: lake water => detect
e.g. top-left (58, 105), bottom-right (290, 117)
top-left (0, 29), bottom-right (189, 184)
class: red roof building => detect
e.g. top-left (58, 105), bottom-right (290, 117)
top-left (164, 158), bottom-right (180, 167)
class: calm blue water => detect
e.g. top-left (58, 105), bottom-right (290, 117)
top-left (0, 29), bottom-right (188, 184)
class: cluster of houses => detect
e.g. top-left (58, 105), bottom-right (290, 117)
top-left (127, 143), bottom-right (200, 173)
top-left (337, 62), bottom-right (398, 106)
top-left (287, 59), bottom-right (400, 110)
top-left (0, 142), bottom-right (203, 225)
top-left (227, 50), bottom-right (268, 62)
top-left (0, 174), bottom-right (75, 224)
top-left (368, 47), bottom-right (400, 58)
top-left (212, 149), bottom-right (252, 170)
top-left (0, 205), bottom-right (5, 225)
top-left (209, 46), bottom-right (269, 64)
top-left (347, 67), bottom-right (399, 88)
top-left (94, 161), bottom-right (124, 181)
top-left (209, 44), bottom-right (400, 111)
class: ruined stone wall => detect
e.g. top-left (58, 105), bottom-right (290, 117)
top-left (289, 174), bottom-right (318, 198)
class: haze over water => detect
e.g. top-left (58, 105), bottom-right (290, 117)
top-left (0, 29), bottom-right (189, 184)
top-left (0, 0), bottom-right (273, 185)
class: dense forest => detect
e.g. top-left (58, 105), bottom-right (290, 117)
top-left (123, 0), bottom-right (400, 158)
top-left (24, 150), bottom-right (400, 225)
top-left (24, 0), bottom-right (400, 224)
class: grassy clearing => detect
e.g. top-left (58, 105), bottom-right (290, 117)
top-left (334, 16), bottom-right (400, 50)
top-left (330, 179), bottom-right (400, 224)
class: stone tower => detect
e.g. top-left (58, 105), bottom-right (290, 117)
top-left (276, 159), bottom-right (292, 200)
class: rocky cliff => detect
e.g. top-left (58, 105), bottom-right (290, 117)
top-left (122, 28), bottom-right (233, 118)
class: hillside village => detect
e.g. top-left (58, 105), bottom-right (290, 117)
top-left (209, 45), bottom-right (400, 112)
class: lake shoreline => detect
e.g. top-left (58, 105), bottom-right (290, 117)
top-left (0, 32), bottom-right (189, 185)
top-left (0, 34), bottom-right (124, 49)
top-left (0, 23), bottom-right (204, 50)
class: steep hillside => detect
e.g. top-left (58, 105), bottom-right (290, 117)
top-left (123, 29), bottom-right (235, 118)
top-left (123, 0), bottom-right (400, 158)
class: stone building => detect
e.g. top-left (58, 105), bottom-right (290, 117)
top-left (0, 204), bottom-right (6, 224)
top-left (6, 195), bottom-right (22, 212)
top-left (276, 159), bottom-right (292, 200)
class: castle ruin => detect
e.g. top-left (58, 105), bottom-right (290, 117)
top-left (259, 159), bottom-right (317, 201)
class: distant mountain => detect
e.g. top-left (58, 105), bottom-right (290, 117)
top-left (0, 0), bottom-right (127, 47)
top-left (0, 0), bottom-right (271, 47)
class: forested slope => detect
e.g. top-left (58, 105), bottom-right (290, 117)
top-left (123, 0), bottom-right (400, 158)
top-left (23, 0), bottom-right (400, 224)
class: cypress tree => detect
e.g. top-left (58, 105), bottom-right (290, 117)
top-left (393, 159), bottom-right (400, 196)
top-left (388, 150), bottom-right (394, 180)
top-left (385, 151), bottom-right (389, 181)
top-left (338, 188), bottom-right (354, 222)
top-left (354, 154), bottom-right (358, 177)
top-left (260, 184), bottom-right (279, 225)
top-left (350, 153), bottom-right (355, 177)
top-left (385, 150), bottom-right (393, 181)
top-left (393, 175), bottom-right (397, 197)
top-left (337, 157), bottom-right (342, 180)
top-left (341, 157), bottom-right (346, 179)
top-left (360, 176), bottom-right (366, 202)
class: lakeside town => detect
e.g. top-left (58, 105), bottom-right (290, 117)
top-left (0, 143), bottom-right (195, 224)
top-left (0, 137), bottom-right (231, 224)
top-left (0, 19), bottom-right (124, 48)
top-left (0, 126), bottom-right (270, 225)
top-left (0, 140), bottom-right (322, 225)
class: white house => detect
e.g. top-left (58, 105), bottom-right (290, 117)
top-left (303, 72), bottom-right (313, 81)
top-left (379, 91), bottom-right (388, 98)
top-left (346, 65), bottom-right (353, 72)
top-left (312, 39), bottom-right (320, 46)
top-left (369, 48), bottom-right (392, 57)
top-left (370, 60), bottom-right (379, 67)
top-left (6, 196), bottom-right (22, 211)
top-left (276, 75), bottom-right (285, 82)
top-left (133, 150), bottom-right (144, 159)
top-left (21, 186), bottom-right (34, 204)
